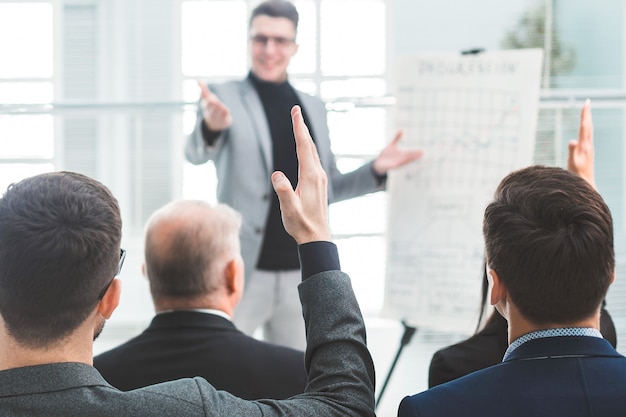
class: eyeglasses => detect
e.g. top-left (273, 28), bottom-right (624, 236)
top-left (98, 249), bottom-right (126, 300)
top-left (250, 34), bottom-right (296, 48)
top-left (117, 248), bottom-right (127, 277)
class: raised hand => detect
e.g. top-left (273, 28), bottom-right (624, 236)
top-left (271, 105), bottom-right (331, 244)
top-left (567, 99), bottom-right (595, 189)
top-left (198, 80), bottom-right (233, 132)
top-left (372, 129), bottom-right (424, 175)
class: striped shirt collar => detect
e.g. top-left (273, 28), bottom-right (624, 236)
top-left (503, 327), bottom-right (603, 361)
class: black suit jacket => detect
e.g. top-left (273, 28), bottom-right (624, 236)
top-left (428, 311), bottom-right (508, 388)
top-left (94, 311), bottom-right (307, 399)
top-left (428, 306), bottom-right (617, 388)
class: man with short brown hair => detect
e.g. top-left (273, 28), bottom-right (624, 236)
top-left (0, 106), bottom-right (375, 416)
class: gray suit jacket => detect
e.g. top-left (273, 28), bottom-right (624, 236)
top-left (0, 271), bottom-right (375, 416)
top-left (185, 79), bottom-right (383, 278)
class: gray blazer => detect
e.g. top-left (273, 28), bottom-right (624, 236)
top-left (185, 79), bottom-right (383, 278)
top-left (0, 271), bottom-right (375, 416)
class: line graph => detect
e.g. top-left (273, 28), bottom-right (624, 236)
top-left (396, 88), bottom-right (523, 189)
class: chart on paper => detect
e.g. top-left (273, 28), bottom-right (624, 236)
top-left (396, 88), bottom-right (522, 190)
top-left (383, 49), bottom-right (544, 334)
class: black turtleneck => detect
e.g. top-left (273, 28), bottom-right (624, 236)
top-left (249, 72), bottom-right (316, 270)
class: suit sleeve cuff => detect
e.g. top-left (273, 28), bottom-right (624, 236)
top-left (370, 162), bottom-right (387, 186)
top-left (298, 241), bottom-right (341, 280)
top-left (201, 122), bottom-right (222, 147)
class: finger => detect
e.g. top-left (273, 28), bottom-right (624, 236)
top-left (200, 82), bottom-right (213, 100)
top-left (409, 149), bottom-right (425, 160)
top-left (390, 129), bottom-right (404, 145)
top-left (291, 105), bottom-right (319, 168)
top-left (578, 98), bottom-right (593, 146)
top-left (272, 171), bottom-right (297, 211)
top-left (207, 99), bottom-right (226, 115)
top-left (197, 80), bottom-right (213, 101)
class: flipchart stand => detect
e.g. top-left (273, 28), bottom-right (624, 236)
top-left (375, 321), bottom-right (417, 410)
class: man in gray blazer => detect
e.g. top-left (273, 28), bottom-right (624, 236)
top-left (185, 0), bottom-right (422, 349)
top-left (0, 106), bottom-right (375, 416)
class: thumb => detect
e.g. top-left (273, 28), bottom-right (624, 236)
top-left (568, 140), bottom-right (577, 151)
top-left (391, 129), bottom-right (404, 144)
top-left (272, 171), bottom-right (296, 204)
top-left (567, 140), bottom-right (577, 161)
top-left (566, 140), bottom-right (577, 171)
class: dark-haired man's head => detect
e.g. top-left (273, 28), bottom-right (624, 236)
top-left (483, 165), bottom-right (614, 327)
top-left (250, 0), bottom-right (299, 29)
top-left (0, 171), bottom-right (122, 348)
top-left (248, 0), bottom-right (299, 83)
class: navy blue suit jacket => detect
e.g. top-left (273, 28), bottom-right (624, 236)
top-left (428, 307), bottom-right (617, 388)
top-left (399, 336), bottom-right (626, 417)
top-left (94, 311), bottom-right (307, 399)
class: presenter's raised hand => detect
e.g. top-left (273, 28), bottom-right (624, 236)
top-left (272, 105), bottom-right (331, 244)
top-left (373, 129), bottom-right (424, 175)
top-left (567, 99), bottom-right (595, 189)
top-left (197, 80), bottom-right (233, 132)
